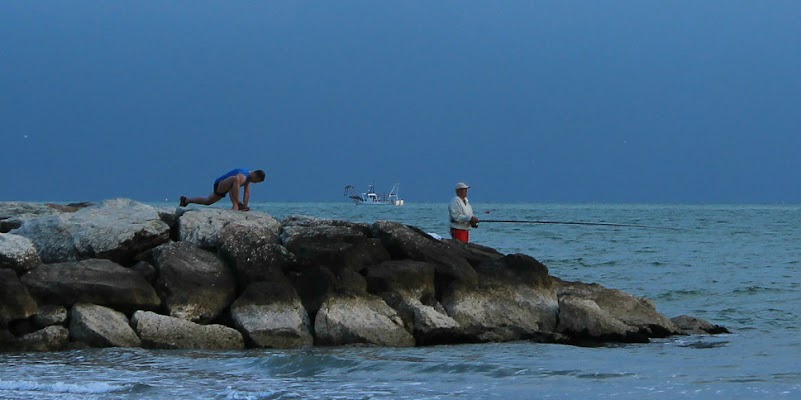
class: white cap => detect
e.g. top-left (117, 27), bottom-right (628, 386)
top-left (455, 182), bottom-right (470, 190)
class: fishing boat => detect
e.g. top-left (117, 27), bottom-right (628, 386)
top-left (344, 182), bottom-right (404, 206)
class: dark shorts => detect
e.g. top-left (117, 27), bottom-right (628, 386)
top-left (213, 182), bottom-right (227, 197)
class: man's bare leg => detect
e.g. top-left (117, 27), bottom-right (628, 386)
top-left (228, 179), bottom-right (242, 210)
top-left (184, 194), bottom-right (223, 206)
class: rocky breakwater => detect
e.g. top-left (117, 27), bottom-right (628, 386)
top-left (0, 199), bottom-right (728, 352)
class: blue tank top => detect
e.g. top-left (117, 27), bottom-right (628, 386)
top-left (214, 169), bottom-right (250, 185)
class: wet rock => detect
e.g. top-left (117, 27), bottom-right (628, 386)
top-left (0, 269), bottom-right (38, 324)
top-left (314, 295), bottom-right (415, 347)
top-left (230, 282), bottom-right (313, 348)
top-left (149, 241), bottom-right (236, 323)
top-left (32, 305), bottom-right (68, 329)
top-left (131, 310), bottom-right (244, 350)
top-left (372, 221), bottom-right (478, 289)
top-left (15, 326), bottom-right (70, 352)
top-left (671, 315), bottom-right (731, 335)
top-left (20, 258), bottom-right (161, 313)
top-left (365, 260), bottom-right (462, 345)
top-left (555, 279), bottom-right (682, 341)
top-left (288, 266), bottom-right (367, 320)
top-left (219, 224), bottom-right (295, 286)
top-left (69, 303), bottom-right (141, 348)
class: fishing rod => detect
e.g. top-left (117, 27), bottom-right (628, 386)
top-left (478, 219), bottom-right (684, 231)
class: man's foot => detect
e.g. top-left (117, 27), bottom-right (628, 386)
top-left (179, 196), bottom-right (187, 207)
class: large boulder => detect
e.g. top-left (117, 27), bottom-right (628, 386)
top-left (440, 254), bottom-right (560, 342)
top-left (230, 282), bottom-right (313, 348)
top-left (557, 296), bottom-right (647, 343)
top-left (442, 239), bottom-right (505, 269)
top-left (14, 325), bottom-right (70, 352)
top-left (554, 279), bottom-right (682, 342)
top-left (0, 202), bottom-right (90, 233)
top-left (20, 258), bottom-right (161, 313)
top-left (314, 295), bottom-right (415, 347)
top-left (178, 208), bottom-right (281, 249)
top-left (149, 241), bottom-right (236, 323)
top-left (69, 303), bottom-right (141, 348)
top-left (372, 221), bottom-right (478, 289)
top-left (288, 266), bottom-right (368, 320)
top-left (11, 199), bottom-right (170, 265)
top-left (131, 310), bottom-right (244, 350)
top-left (0, 233), bottom-right (41, 276)
top-left (281, 216), bottom-right (389, 271)
top-left (0, 269), bottom-right (38, 324)
top-left (365, 260), bottom-right (462, 345)
top-left (218, 224), bottom-right (295, 287)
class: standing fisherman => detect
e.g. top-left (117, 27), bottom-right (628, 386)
top-left (449, 182), bottom-right (479, 243)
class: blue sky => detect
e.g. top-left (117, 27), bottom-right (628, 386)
top-left (2, 1), bottom-right (800, 203)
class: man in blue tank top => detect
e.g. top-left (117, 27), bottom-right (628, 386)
top-left (180, 169), bottom-right (266, 211)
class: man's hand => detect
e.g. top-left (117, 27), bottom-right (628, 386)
top-left (470, 216), bottom-right (479, 228)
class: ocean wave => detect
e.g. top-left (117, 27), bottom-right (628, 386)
top-left (0, 379), bottom-right (140, 395)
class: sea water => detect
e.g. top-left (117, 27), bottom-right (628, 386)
top-left (1, 202), bottom-right (799, 399)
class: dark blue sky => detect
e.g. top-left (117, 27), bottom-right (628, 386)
top-left (2, 1), bottom-right (800, 203)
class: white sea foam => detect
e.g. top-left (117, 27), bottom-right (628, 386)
top-left (0, 379), bottom-right (133, 394)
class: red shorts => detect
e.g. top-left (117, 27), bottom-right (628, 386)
top-left (450, 228), bottom-right (469, 243)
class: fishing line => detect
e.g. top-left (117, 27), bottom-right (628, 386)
top-left (479, 219), bottom-right (684, 231)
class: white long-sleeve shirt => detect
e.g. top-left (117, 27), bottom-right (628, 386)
top-left (449, 196), bottom-right (474, 230)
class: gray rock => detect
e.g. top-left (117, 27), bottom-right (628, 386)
top-left (20, 258), bottom-right (161, 313)
top-left (11, 199), bottom-right (170, 265)
top-left (15, 325), bottom-right (70, 352)
top-left (671, 315), bottom-right (730, 335)
top-left (315, 295), bottom-right (415, 347)
top-left (441, 283), bottom-right (559, 342)
top-left (69, 303), bottom-right (141, 348)
top-left (438, 254), bottom-right (559, 342)
top-left (178, 208), bottom-right (281, 249)
top-left (288, 266), bottom-right (368, 318)
top-left (131, 310), bottom-right (244, 350)
top-left (281, 216), bottom-right (388, 271)
top-left (365, 260), bottom-right (462, 344)
top-left (443, 239), bottom-right (505, 269)
top-left (555, 279), bottom-right (682, 339)
top-left (231, 282), bottom-right (313, 348)
top-left (0, 233), bottom-right (41, 275)
top-left (0, 202), bottom-right (82, 233)
top-left (149, 241), bottom-right (236, 323)
top-left (372, 221), bottom-right (478, 288)
top-left (556, 296), bottom-right (645, 343)
top-left (32, 305), bottom-right (68, 328)
top-left (130, 261), bottom-right (157, 284)
top-left (0, 269), bottom-right (38, 324)
top-left (218, 224), bottom-right (295, 287)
